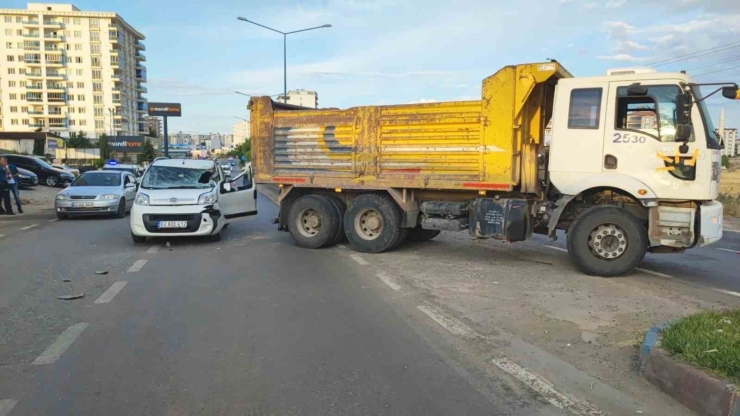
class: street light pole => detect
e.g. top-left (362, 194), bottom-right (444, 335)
top-left (236, 17), bottom-right (331, 104)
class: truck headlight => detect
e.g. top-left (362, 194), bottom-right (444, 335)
top-left (198, 192), bottom-right (216, 205)
top-left (135, 193), bottom-right (150, 205)
top-left (100, 194), bottom-right (119, 200)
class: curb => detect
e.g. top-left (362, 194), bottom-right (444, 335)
top-left (640, 323), bottom-right (740, 416)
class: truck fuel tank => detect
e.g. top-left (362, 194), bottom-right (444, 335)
top-left (470, 198), bottom-right (530, 241)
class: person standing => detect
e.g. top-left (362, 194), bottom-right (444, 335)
top-left (6, 159), bottom-right (22, 213)
top-left (0, 157), bottom-right (14, 215)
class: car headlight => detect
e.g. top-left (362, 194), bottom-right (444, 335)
top-left (135, 193), bottom-right (150, 205)
top-left (198, 192), bottom-right (217, 205)
top-left (19, 174), bottom-right (29, 179)
top-left (56, 194), bottom-right (69, 200)
top-left (100, 194), bottom-right (119, 200)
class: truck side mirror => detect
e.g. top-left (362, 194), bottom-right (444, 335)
top-left (722, 86), bottom-right (740, 100)
top-left (675, 124), bottom-right (692, 142)
top-left (676, 93), bottom-right (692, 125)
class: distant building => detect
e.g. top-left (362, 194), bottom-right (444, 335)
top-left (276, 89), bottom-right (318, 108)
top-left (144, 116), bottom-right (161, 138)
top-left (232, 120), bottom-right (249, 146)
top-left (716, 128), bottom-right (737, 157)
top-left (222, 134), bottom-right (233, 148)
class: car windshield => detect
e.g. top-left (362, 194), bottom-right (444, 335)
top-left (141, 165), bottom-right (215, 189)
top-left (34, 158), bottom-right (54, 170)
top-left (72, 172), bottom-right (121, 187)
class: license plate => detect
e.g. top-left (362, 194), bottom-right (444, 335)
top-left (157, 221), bottom-right (188, 229)
top-left (71, 202), bottom-right (94, 208)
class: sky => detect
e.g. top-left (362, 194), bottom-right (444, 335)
top-left (7, 0), bottom-right (740, 135)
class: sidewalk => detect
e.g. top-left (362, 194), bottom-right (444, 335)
top-left (0, 185), bottom-right (57, 221)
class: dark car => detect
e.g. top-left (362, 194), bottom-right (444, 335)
top-left (1, 154), bottom-right (75, 187)
top-left (17, 167), bottom-right (38, 188)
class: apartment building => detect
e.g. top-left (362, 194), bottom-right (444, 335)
top-left (716, 128), bottom-right (737, 158)
top-left (144, 115), bottom-right (160, 138)
top-left (0, 3), bottom-right (147, 139)
top-left (232, 119), bottom-right (249, 146)
top-left (276, 89), bottom-right (318, 108)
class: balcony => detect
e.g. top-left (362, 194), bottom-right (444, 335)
top-left (135, 52), bottom-right (146, 62)
top-left (44, 34), bottom-right (63, 41)
top-left (44, 46), bottom-right (63, 52)
top-left (23, 33), bottom-right (40, 38)
top-left (26, 95), bottom-right (44, 103)
top-left (45, 60), bottom-right (65, 67)
top-left (46, 72), bottom-right (65, 79)
top-left (26, 71), bottom-right (43, 78)
top-left (23, 43), bottom-right (41, 51)
top-left (47, 95), bottom-right (67, 103)
top-left (45, 111), bottom-right (64, 117)
top-left (26, 85), bottom-right (43, 90)
top-left (46, 84), bottom-right (65, 91)
top-left (42, 20), bottom-right (63, 28)
top-left (21, 20), bottom-right (40, 26)
top-left (27, 110), bottom-right (44, 115)
top-left (24, 58), bottom-right (42, 66)
top-left (136, 95), bottom-right (147, 102)
top-left (29, 122), bottom-right (46, 128)
top-left (135, 41), bottom-right (145, 50)
top-left (136, 85), bottom-right (147, 93)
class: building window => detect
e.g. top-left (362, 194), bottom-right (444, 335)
top-left (18, 68), bottom-right (25, 75)
top-left (92, 69), bottom-right (101, 79)
top-left (73, 18), bottom-right (81, 25)
top-left (91, 57), bottom-right (101, 67)
top-left (90, 31), bottom-right (99, 41)
top-left (568, 88), bottom-right (603, 129)
top-left (4, 16), bottom-right (11, 23)
top-left (11, 119), bottom-right (18, 126)
top-left (5, 42), bottom-right (13, 49)
top-left (8, 81), bottom-right (16, 87)
top-left (77, 82), bottom-right (84, 88)
top-left (15, 16), bottom-right (22, 23)
top-left (4, 29), bottom-right (12, 36)
top-left (67, 81), bottom-right (73, 88)
top-left (20, 94), bottom-right (25, 100)
top-left (16, 42), bottom-right (22, 49)
top-left (76, 69), bottom-right (83, 76)
top-left (19, 81), bottom-right (26, 87)
top-left (22, 119), bottom-right (29, 126)
top-left (75, 56), bottom-right (83, 64)
top-left (68, 95), bottom-right (74, 101)
top-left (78, 95), bottom-right (85, 101)
top-left (7, 68), bottom-right (15, 75)
top-left (69, 120), bottom-right (76, 126)
top-left (74, 31), bottom-right (82, 38)
top-left (74, 43), bottom-right (82, 51)
top-left (93, 95), bottom-right (103, 104)
top-left (95, 120), bottom-right (104, 129)
top-left (10, 106), bottom-right (18, 113)
top-left (16, 29), bottom-right (22, 36)
top-left (63, 18), bottom-right (70, 24)
top-left (69, 107), bottom-right (75, 113)
top-left (94, 108), bottom-right (104, 117)
top-left (63, 30), bottom-right (71, 38)
top-left (6, 55), bottom-right (14, 62)
top-left (79, 107), bottom-right (86, 114)
top-left (79, 120), bottom-right (87, 126)
top-left (89, 18), bottom-right (99, 28)
top-left (93, 82), bottom-right (102, 92)
top-left (9, 94), bottom-right (16, 100)
top-left (21, 106), bottom-right (27, 113)
top-left (90, 44), bottom-right (100, 54)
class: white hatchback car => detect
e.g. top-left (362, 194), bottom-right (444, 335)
top-left (130, 159), bottom-right (257, 243)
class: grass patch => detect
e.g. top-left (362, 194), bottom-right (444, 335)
top-left (661, 310), bottom-right (740, 383)
top-left (719, 193), bottom-right (740, 217)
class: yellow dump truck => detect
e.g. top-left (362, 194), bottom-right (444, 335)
top-left (249, 61), bottom-right (737, 277)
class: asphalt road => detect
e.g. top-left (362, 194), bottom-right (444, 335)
top-left (0, 197), bottom-right (556, 416)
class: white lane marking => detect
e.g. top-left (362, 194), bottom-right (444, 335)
top-left (716, 248), bottom-right (740, 255)
top-left (544, 245), bottom-right (568, 252)
top-left (417, 305), bottom-right (474, 337)
top-left (491, 357), bottom-right (603, 415)
top-left (94, 281), bottom-right (127, 304)
top-left (376, 272), bottom-right (401, 291)
top-left (712, 288), bottom-right (740, 298)
top-left (349, 254), bottom-right (369, 266)
top-left (146, 245), bottom-right (161, 254)
top-left (636, 268), bottom-right (673, 278)
top-left (32, 323), bottom-right (89, 365)
top-left (127, 259), bottom-right (148, 273)
top-left (47, 218), bottom-right (58, 223)
top-left (19, 224), bottom-right (37, 231)
top-left (0, 399), bottom-right (18, 416)
top-left (0, 235), bottom-right (5, 238)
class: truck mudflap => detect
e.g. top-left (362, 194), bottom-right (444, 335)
top-left (470, 198), bottom-right (530, 241)
top-left (697, 201), bottom-right (723, 247)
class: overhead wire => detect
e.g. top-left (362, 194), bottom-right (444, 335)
top-left (693, 64), bottom-right (740, 77)
top-left (684, 56), bottom-right (740, 72)
top-left (648, 40), bottom-right (740, 67)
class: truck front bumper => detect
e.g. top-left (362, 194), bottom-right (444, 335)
top-left (697, 200), bottom-right (723, 247)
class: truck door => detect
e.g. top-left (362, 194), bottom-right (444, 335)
top-left (219, 165), bottom-right (258, 220)
top-left (602, 82), bottom-right (708, 200)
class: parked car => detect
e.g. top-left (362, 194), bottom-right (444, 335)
top-left (102, 161), bottom-right (142, 182)
top-left (1, 154), bottom-right (75, 187)
top-left (54, 170), bottom-right (138, 219)
top-left (130, 159), bottom-right (257, 243)
top-left (52, 164), bottom-right (80, 177)
top-left (17, 167), bottom-right (38, 188)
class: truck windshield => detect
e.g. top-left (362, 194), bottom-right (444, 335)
top-left (691, 87), bottom-right (721, 150)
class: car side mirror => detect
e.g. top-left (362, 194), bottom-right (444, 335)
top-left (675, 124), bottom-right (692, 142)
top-left (222, 182), bottom-right (231, 192)
top-left (125, 182), bottom-right (136, 188)
top-left (722, 86), bottom-right (739, 100)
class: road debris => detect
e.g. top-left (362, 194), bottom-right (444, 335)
top-left (57, 294), bottom-right (85, 300)
top-left (94, 270), bottom-right (109, 275)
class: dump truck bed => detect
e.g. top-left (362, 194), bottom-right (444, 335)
top-left (249, 62), bottom-right (571, 194)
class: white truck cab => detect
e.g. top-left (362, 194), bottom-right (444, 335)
top-left (547, 68), bottom-right (730, 254)
top-left (130, 159), bottom-right (257, 243)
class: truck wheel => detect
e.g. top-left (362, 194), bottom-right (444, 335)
top-left (288, 195), bottom-right (341, 249)
top-left (325, 195), bottom-right (347, 245)
top-left (392, 228), bottom-right (410, 249)
top-left (344, 194), bottom-right (403, 253)
top-left (566, 206), bottom-right (647, 277)
top-left (407, 227), bottom-right (441, 243)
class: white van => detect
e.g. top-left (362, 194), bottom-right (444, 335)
top-left (130, 159), bottom-right (257, 243)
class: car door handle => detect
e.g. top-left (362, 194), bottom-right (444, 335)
top-left (604, 154), bottom-right (618, 170)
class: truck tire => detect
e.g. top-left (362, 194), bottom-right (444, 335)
top-left (288, 195), bottom-right (341, 249)
top-left (391, 227), bottom-right (410, 249)
top-left (566, 206), bottom-right (647, 277)
top-left (344, 194), bottom-right (403, 253)
top-left (407, 227), bottom-right (441, 243)
top-left (325, 195), bottom-right (347, 245)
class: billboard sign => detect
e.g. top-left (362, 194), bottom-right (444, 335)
top-left (107, 136), bottom-right (145, 152)
top-left (148, 102), bottom-right (182, 117)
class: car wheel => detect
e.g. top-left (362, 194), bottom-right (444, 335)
top-left (131, 232), bottom-right (146, 244)
top-left (45, 175), bottom-right (58, 187)
top-left (209, 230), bottom-right (222, 242)
top-left (116, 199), bottom-right (126, 218)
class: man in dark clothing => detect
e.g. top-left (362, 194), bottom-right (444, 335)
top-left (0, 157), bottom-right (14, 215)
top-left (6, 160), bottom-right (23, 213)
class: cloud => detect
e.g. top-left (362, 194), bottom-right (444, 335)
top-left (597, 54), bottom-right (648, 62)
top-left (602, 21), bottom-right (638, 40)
top-left (583, 2), bottom-right (600, 9)
top-left (606, 0), bottom-right (626, 7)
top-left (614, 40), bottom-right (650, 53)
top-left (408, 98), bottom-right (437, 104)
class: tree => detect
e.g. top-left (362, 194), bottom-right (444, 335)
top-left (99, 134), bottom-right (111, 160)
top-left (722, 155), bottom-right (730, 169)
top-left (227, 140), bottom-right (251, 162)
top-left (147, 127), bottom-right (158, 138)
top-left (140, 139), bottom-right (156, 163)
top-left (66, 131), bottom-right (93, 148)
top-left (120, 151), bottom-right (132, 163)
